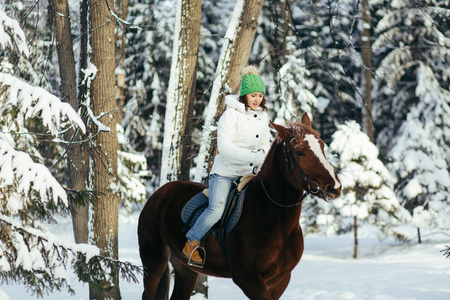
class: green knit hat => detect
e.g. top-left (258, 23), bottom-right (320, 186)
top-left (239, 66), bottom-right (266, 96)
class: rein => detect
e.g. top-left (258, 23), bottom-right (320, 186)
top-left (261, 136), bottom-right (323, 208)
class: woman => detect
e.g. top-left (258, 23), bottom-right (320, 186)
top-left (182, 66), bottom-right (271, 267)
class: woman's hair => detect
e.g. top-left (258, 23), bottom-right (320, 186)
top-left (238, 95), bottom-right (268, 111)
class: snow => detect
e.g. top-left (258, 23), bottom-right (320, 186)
top-left (331, 121), bottom-right (379, 162)
top-left (323, 120), bottom-right (411, 239)
top-left (159, 0), bottom-right (185, 185)
top-left (275, 50), bottom-right (317, 123)
top-left (1, 213), bottom-right (448, 299)
top-left (0, 73), bottom-right (86, 135)
top-left (387, 62), bottom-right (450, 230)
top-left (0, 9), bottom-right (29, 57)
top-left (316, 97), bottom-right (330, 114)
top-left (1, 2), bottom-right (449, 299)
top-left (79, 63), bottom-right (110, 133)
top-left (403, 179), bottom-right (422, 199)
top-left (0, 133), bottom-right (68, 210)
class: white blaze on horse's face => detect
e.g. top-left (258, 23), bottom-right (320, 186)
top-left (304, 134), bottom-right (341, 190)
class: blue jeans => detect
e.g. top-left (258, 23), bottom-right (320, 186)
top-left (186, 174), bottom-right (239, 241)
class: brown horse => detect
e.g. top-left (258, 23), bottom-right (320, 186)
top-left (138, 113), bottom-right (341, 300)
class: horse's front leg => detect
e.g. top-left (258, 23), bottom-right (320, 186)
top-left (267, 272), bottom-right (291, 300)
top-left (232, 272), bottom-right (274, 300)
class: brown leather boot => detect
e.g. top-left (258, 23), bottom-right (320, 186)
top-left (182, 240), bottom-right (204, 267)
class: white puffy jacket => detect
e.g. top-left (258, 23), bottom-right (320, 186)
top-left (210, 95), bottom-right (271, 177)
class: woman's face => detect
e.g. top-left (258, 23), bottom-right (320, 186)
top-left (246, 92), bottom-right (264, 110)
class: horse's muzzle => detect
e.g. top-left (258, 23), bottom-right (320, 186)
top-left (323, 184), bottom-right (341, 200)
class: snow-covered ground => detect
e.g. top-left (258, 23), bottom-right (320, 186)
top-left (2, 213), bottom-right (449, 299)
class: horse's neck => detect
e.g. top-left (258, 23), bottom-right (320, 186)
top-left (260, 144), bottom-right (304, 197)
top-left (255, 146), bottom-right (304, 222)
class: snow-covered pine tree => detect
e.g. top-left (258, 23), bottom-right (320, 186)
top-left (0, 2), bottom-right (62, 178)
top-left (328, 121), bottom-right (410, 258)
top-left (388, 63), bottom-right (450, 238)
top-left (0, 8), bottom-right (86, 294)
top-left (373, 1), bottom-right (450, 153)
top-left (0, 9), bottom-right (140, 298)
top-left (0, 10), bottom-right (84, 218)
top-left (372, 1), bottom-right (450, 241)
top-left (1, 1), bottom-right (57, 90)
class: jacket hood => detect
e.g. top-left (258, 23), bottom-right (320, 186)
top-left (225, 94), bottom-right (263, 114)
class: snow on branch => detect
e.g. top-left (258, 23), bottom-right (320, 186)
top-left (117, 124), bottom-right (150, 212)
top-left (0, 73), bottom-right (86, 136)
top-left (0, 133), bottom-right (68, 213)
top-left (0, 215), bottom-right (98, 296)
top-left (0, 9), bottom-right (29, 58)
top-left (80, 64), bottom-right (111, 132)
top-left (0, 215), bottom-right (141, 297)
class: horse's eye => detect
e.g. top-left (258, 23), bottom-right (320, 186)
top-left (296, 151), bottom-right (304, 157)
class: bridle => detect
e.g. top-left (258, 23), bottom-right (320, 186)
top-left (261, 135), bottom-right (324, 208)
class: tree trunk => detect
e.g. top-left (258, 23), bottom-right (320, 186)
top-left (114, 0), bottom-right (128, 68)
top-left (88, 0), bottom-right (121, 298)
top-left (52, 0), bottom-right (76, 105)
top-left (280, 0), bottom-right (293, 57)
top-left (417, 227), bottom-right (422, 244)
top-left (195, 0), bottom-right (265, 183)
top-left (115, 0), bottom-right (128, 120)
top-left (361, 0), bottom-right (374, 142)
top-left (159, 0), bottom-right (204, 296)
top-left (78, 0), bottom-right (89, 99)
top-left (72, 0), bottom-right (91, 245)
top-left (160, 0), bottom-right (202, 185)
top-left (353, 216), bottom-right (358, 259)
top-left (52, 0), bottom-right (89, 244)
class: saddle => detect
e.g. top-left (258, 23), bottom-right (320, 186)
top-left (181, 175), bottom-right (253, 261)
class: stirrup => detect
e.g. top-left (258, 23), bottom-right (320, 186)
top-left (187, 244), bottom-right (206, 268)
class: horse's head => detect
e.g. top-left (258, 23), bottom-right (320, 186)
top-left (270, 113), bottom-right (341, 201)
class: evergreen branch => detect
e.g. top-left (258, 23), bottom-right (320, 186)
top-left (0, 73), bottom-right (86, 135)
top-left (441, 246), bottom-right (450, 259)
top-left (74, 253), bottom-right (142, 292)
top-left (0, 216), bottom-right (142, 297)
top-left (0, 133), bottom-right (70, 222)
top-left (0, 216), bottom-right (96, 297)
top-left (65, 189), bottom-right (102, 216)
top-left (0, 10), bottom-right (30, 57)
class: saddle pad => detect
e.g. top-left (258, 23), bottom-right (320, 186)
top-left (181, 188), bottom-right (247, 235)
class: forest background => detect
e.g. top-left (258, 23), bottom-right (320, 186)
top-left (0, 0), bottom-right (449, 299)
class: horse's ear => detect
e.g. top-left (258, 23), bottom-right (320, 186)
top-left (301, 112), bottom-right (311, 127)
top-left (270, 121), bottom-right (290, 141)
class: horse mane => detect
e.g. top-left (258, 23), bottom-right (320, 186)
top-left (285, 121), bottom-right (320, 140)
